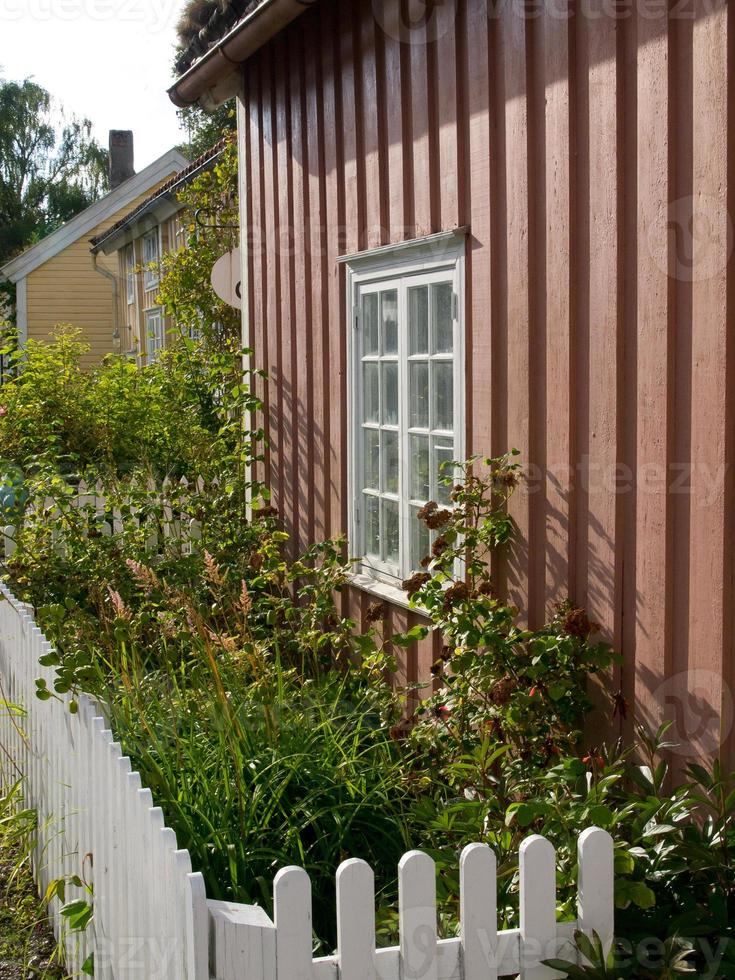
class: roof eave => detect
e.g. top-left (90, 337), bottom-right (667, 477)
top-left (91, 194), bottom-right (184, 255)
top-left (168, 0), bottom-right (311, 109)
top-left (89, 140), bottom-right (231, 254)
top-left (0, 148), bottom-right (189, 282)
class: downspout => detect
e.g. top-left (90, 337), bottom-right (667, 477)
top-left (92, 252), bottom-right (121, 353)
top-left (236, 83), bottom-right (253, 514)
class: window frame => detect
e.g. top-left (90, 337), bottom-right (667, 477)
top-left (125, 244), bottom-right (136, 305)
top-left (142, 229), bottom-right (160, 291)
top-left (145, 306), bottom-right (164, 362)
top-left (344, 231), bottom-right (466, 595)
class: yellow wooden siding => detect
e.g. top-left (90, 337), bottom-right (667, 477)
top-left (24, 184), bottom-right (175, 368)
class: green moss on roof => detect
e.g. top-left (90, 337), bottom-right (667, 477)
top-left (174, 0), bottom-right (267, 76)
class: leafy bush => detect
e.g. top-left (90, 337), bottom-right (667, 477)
top-left (387, 456), bottom-right (734, 975)
top-left (0, 325), bottom-right (259, 480)
top-left (9, 484), bottom-right (409, 951)
top-left (157, 137), bottom-right (240, 351)
top-left (400, 452), bottom-right (617, 774)
top-left (3, 329), bottom-right (735, 974)
top-left (406, 722), bottom-right (735, 976)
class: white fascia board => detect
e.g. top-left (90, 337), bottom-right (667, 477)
top-left (0, 148), bottom-right (189, 283)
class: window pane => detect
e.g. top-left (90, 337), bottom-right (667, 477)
top-left (433, 361), bottom-right (453, 430)
top-left (381, 290), bottom-right (398, 354)
top-left (381, 362), bottom-right (398, 425)
top-left (382, 498), bottom-right (400, 565)
top-left (362, 293), bottom-right (379, 355)
top-left (410, 505), bottom-right (431, 571)
top-left (363, 362), bottom-right (379, 423)
top-left (434, 441), bottom-right (455, 505)
top-left (410, 434), bottom-right (430, 501)
top-left (432, 282), bottom-right (453, 353)
top-left (383, 429), bottom-right (399, 494)
top-left (409, 285), bottom-right (428, 354)
top-left (364, 494), bottom-right (380, 558)
top-left (363, 428), bottom-right (380, 490)
top-left (409, 361), bottom-right (429, 429)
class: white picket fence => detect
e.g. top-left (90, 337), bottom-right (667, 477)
top-left (0, 583), bottom-right (208, 979)
top-left (0, 584), bottom-right (615, 980)
top-left (1, 476), bottom-right (206, 560)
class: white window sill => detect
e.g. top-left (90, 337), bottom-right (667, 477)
top-left (349, 571), bottom-right (429, 617)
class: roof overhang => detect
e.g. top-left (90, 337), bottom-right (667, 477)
top-left (90, 140), bottom-right (230, 254)
top-left (91, 195), bottom-right (184, 255)
top-left (0, 148), bottom-right (189, 283)
top-left (168, 0), bottom-right (313, 110)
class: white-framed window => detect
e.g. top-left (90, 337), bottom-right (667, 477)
top-left (145, 307), bottom-right (164, 362)
top-left (125, 244), bottom-right (135, 304)
top-left (142, 230), bottom-right (160, 291)
top-left (345, 233), bottom-right (465, 588)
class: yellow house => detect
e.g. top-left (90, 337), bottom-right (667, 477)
top-left (0, 136), bottom-right (188, 367)
top-left (89, 138), bottom-right (229, 363)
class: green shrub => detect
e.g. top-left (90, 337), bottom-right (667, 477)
top-left (9, 493), bottom-right (409, 952)
top-left (156, 139), bottom-right (240, 351)
top-left (0, 325), bottom-right (260, 481)
top-left (4, 339), bottom-right (735, 976)
top-left (399, 452), bottom-right (617, 782)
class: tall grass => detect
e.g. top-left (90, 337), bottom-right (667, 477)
top-left (106, 652), bottom-right (413, 950)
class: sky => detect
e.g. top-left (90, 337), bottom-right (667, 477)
top-left (1, 0), bottom-right (189, 170)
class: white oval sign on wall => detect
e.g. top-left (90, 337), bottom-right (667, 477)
top-left (211, 248), bottom-right (242, 309)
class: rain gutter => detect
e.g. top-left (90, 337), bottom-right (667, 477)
top-left (167, 0), bottom-right (312, 110)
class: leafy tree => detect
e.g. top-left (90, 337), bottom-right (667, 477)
top-left (177, 101), bottom-right (236, 159)
top-left (0, 75), bottom-right (109, 267)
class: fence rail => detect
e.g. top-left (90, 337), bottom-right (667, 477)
top-left (0, 585), bottom-right (614, 979)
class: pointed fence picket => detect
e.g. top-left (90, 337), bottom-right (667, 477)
top-left (0, 584), bottom-right (615, 979)
top-left (0, 584), bottom-right (208, 978)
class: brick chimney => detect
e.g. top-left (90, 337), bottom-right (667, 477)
top-left (109, 131), bottom-right (135, 189)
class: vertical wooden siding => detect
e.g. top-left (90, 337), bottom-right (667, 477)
top-left (241, 0), bottom-right (735, 762)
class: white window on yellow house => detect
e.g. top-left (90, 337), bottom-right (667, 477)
top-left (125, 244), bottom-right (135, 304)
top-left (142, 230), bottom-right (160, 291)
top-left (145, 307), bottom-right (164, 362)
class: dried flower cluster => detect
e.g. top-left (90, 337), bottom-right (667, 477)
top-left (416, 501), bottom-right (453, 530)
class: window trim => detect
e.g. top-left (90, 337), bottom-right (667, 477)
top-left (145, 306), bottom-right (164, 362)
top-left (345, 232), bottom-right (466, 596)
top-left (125, 244), bottom-right (136, 304)
top-left (142, 229), bottom-right (160, 291)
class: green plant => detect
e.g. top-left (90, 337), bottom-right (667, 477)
top-left (43, 871), bottom-right (94, 975)
top-left (4, 466), bottom-right (415, 951)
top-left (401, 452), bottom-right (617, 779)
top-left (0, 721), bottom-right (62, 977)
top-left (109, 651), bottom-right (409, 952)
top-left (157, 137), bottom-right (240, 351)
top-left (406, 723), bottom-right (735, 977)
top-left (0, 325), bottom-right (261, 480)
top-left (544, 930), bottom-right (696, 979)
